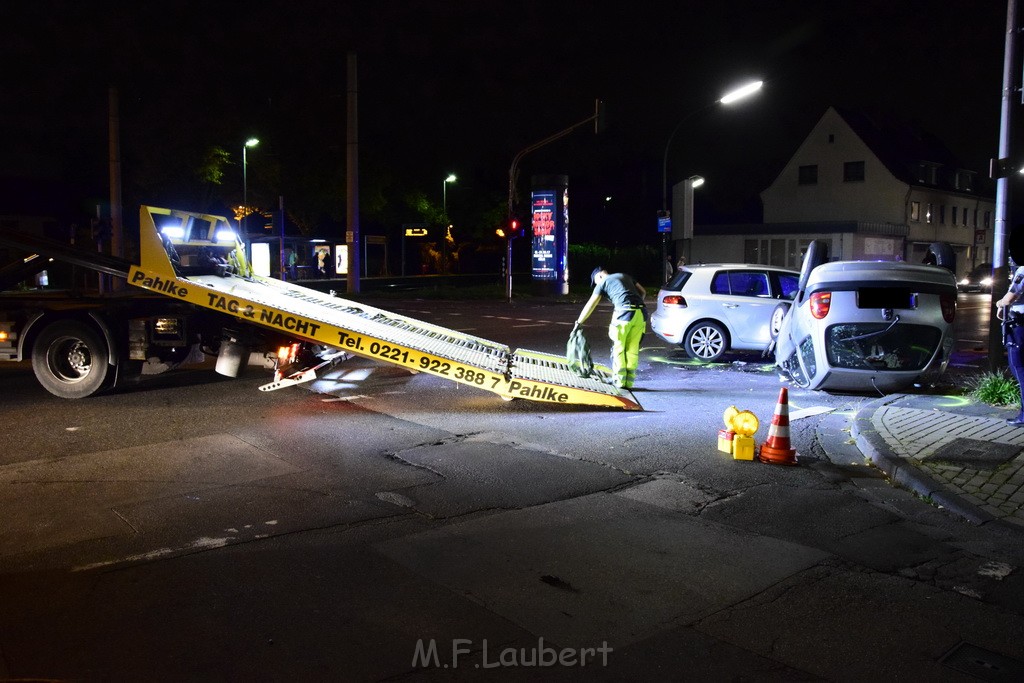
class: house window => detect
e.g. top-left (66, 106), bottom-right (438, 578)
top-left (954, 171), bottom-right (975, 192)
top-left (798, 165), bottom-right (818, 185)
top-left (910, 201), bottom-right (920, 222)
top-left (939, 205), bottom-right (946, 224)
top-left (926, 204), bottom-right (933, 224)
top-left (974, 209), bottom-right (979, 227)
top-left (828, 134), bottom-right (835, 143)
top-left (952, 207), bottom-right (958, 225)
top-left (985, 211), bottom-right (991, 228)
top-left (919, 164), bottom-right (938, 184)
top-left (843, 161), bottom-right (865, 182)
top-left (962, 209), bottom-right (968, 227)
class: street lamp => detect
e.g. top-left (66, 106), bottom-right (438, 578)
top-left (242, 137), bottom-right (260, 226)
top-left (659, 81), bottom-right (761, 269)
top-left (679, 175), bottom-right (705, 265)
top-left (661, 80), bottom-right (761, 212)
top-left (443, 174), bottom-right (456, 218)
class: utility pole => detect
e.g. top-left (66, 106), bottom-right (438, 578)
top-left (990, 0), bottom-right (1019, 370)
top-left (108, 86), bottom-right (123, 264)
top-left (346, 52), bottom-right (361, 293)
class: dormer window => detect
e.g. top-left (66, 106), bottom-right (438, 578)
top-left (955, 170), bottom-right (975, 192)
top-left (918, 162), bottom-right (939, 185)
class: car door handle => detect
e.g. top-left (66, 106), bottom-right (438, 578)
top-left (722, 303), bottom-right (739, 309)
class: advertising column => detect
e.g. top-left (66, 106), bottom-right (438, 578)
top-left (530, 175), bottom-right (569, 295)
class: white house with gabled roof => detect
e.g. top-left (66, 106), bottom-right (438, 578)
top-left (684, 106), bottom-right (994, 277)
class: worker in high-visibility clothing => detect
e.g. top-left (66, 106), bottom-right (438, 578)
top-left (576, 267), bottom-right (647, 389)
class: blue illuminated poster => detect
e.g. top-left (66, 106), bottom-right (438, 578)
top-left (531, 191), bottom-right (557, 280)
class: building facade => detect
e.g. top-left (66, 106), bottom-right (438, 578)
top-left (684, 107), bottom-right (994, 276)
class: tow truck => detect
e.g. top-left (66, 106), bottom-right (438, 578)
top-left (0, 206), bottom-right (641, 410)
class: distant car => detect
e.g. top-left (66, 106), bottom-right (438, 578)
top-left (651, 264), bottom-right (800, 362)
top-left (958, 263), bottom-right (994, 293)
top-left (772, 241), bottom-right (957, 393)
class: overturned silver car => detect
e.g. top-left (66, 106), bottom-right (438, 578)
top-left (772, 241), bottom-right (957, 393)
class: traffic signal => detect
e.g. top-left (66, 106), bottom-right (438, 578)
top-left (498, 218), bottom-right (523, 240)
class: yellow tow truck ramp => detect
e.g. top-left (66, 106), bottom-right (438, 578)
top-left (127, 206), bottom-right (641, 411)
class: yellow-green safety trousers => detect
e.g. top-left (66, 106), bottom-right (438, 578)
top-left (608, 309), bottom-right (645, 389)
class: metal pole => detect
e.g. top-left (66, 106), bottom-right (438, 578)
top-left (990, 0), bottom-right (1018, 370)
top-left (279, 195), bottom-right (285, 280)
top-left (107, 86), bottom-right (123, 263)
top-left (347, 52), bottom-right (361, 293)
top-left (243, 145), bottom-right (248, 219)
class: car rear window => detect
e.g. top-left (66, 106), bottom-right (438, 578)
top-left (825, 323), bottom-right (941, 371)
top-left (667, 270), bottom-right (692, 290)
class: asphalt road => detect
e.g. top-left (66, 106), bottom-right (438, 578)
top-left (1, 295), bottom-right (1022, 681)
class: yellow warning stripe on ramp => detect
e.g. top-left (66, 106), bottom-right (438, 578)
top-left (130, 206), bottom-right (641, 410)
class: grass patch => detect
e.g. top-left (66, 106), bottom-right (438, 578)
top-left (966, 370), bottom-right (1021, 406)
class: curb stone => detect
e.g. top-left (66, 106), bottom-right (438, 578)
top-left (851, 394), bottom-right (1001, 527)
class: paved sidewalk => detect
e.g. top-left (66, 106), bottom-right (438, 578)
top-left (852, 393), bottom-right (1024, 530)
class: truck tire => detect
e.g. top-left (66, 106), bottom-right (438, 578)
top-left (31, 320), bottom-right (110, 399)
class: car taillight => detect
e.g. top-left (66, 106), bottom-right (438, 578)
top-left (940, 293), bottom-right (956, 323)
top-left (662, 295), bottom-right (686, 306)
top-left (809, 291), bottom-right (831, 319)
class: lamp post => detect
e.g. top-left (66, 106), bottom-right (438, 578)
top-left (443, 174), bottom-right (456, 219)
top-left (242, 137), bottom-right (259, 228)
top-left (661, 80), bottom-right (762, 213)
top-left (659, 80), bottom-right (762, 269)
top-left (680, 175), bottom-right (705, 265)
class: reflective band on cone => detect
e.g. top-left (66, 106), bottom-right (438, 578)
top-left (758, 387), bottom-right (797, 465)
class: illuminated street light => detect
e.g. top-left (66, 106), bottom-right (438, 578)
top-left (661, 81), bottom-right (762, 212)
top-left (659, 82), bottom-right (761, 270)
top-left (242, 137), bottom-right (260, 227)
top-left (718, 80), bottom-right (763, 105)
top-left (443, 173), bottom-right (457, 219)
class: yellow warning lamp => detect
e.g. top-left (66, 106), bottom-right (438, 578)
top-left (721, 405), bottom-right (760, 460)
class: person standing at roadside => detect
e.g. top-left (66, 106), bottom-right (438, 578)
top-left (996, 258), bottom-right (1024, 425)
top-left (576, 267), bottom-right (647, 389)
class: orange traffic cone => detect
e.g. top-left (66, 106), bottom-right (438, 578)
top-left (758, 387), bottom-right (798, 465)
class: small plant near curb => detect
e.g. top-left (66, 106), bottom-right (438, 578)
top-left (966, 370), bottom-right (1021, 407)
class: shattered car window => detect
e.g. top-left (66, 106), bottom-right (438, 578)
top-left (826, 324), bottom-right (941, 371)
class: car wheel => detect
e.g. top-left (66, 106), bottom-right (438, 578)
top-left (31, 319), bottom-right (110, 399)
top-left (684, 321), bottom-right (728, 362)
top-left (770, 302), bottom-right (791, 341)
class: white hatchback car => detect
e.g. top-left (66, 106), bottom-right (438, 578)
top-left (651, 264), bottom-right (800, 361)
top-left (773, 241), bottom-right (957, 393)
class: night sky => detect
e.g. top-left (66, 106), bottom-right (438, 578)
top-left (0, 0), bottom-right (1015, 243)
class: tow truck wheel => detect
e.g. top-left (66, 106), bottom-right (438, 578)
top-left (31, 320), bottom-right (110, 399)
